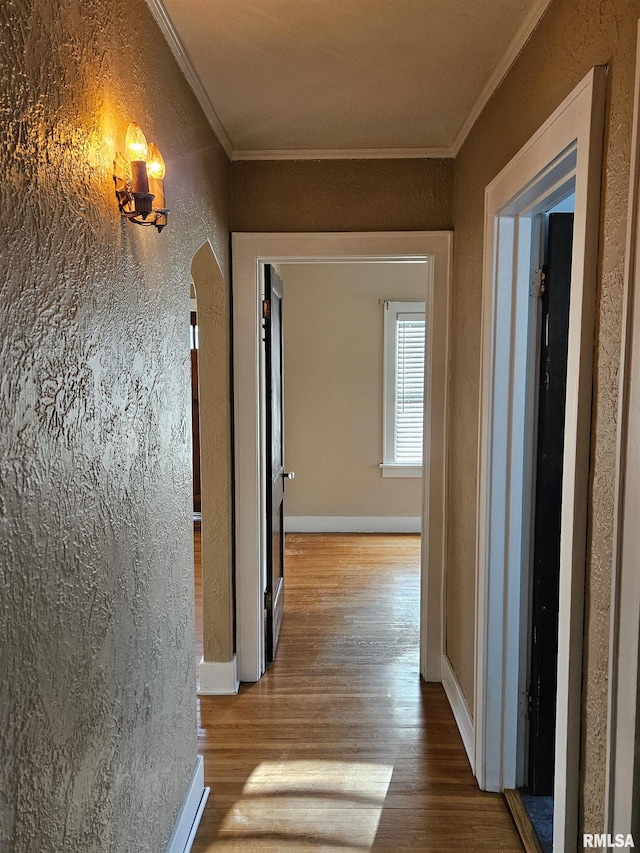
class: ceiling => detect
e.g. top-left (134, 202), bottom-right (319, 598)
top-left (150, 0), bottom-right (552, 160)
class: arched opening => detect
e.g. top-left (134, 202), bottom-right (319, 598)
top-left (190, 240), bottom-right (237, 694)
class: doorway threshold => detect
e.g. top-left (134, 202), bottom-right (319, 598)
top-left (504, 788), bottom-right (549, 853)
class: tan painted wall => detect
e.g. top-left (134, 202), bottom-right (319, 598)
top-left (281, 263), bottom-right (426, 520)
top-left (191, 244), bottom-right (234, 661)
top-left (448, 0), bottom-right (640, 833)
top-left (231, 158), bottom-right (454, 232)
top-left (0, 0), bottom-right (230, 849)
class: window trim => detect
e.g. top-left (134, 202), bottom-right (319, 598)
top-left (382, 300), bottom-right (426, 477)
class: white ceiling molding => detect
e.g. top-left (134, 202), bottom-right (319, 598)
top-left (145, 0), bottom-right (233, 159)
top-left (231, 147), bottom-right (455, 161)
top-left (451, 0), bottom-right (554, 154)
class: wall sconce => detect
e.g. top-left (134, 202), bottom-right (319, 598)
top-left (114, 122), bottom-right (168, 232)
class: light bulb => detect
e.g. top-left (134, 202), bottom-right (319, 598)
top-left (146, 143), bottom-right (165, 179)
top-left (125, 122), bottom-right (148, 162)
top-left (147, 142), bottom-right (166, 212)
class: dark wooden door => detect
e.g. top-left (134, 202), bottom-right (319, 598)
top-left (190, 311), bottom-right (201, 514)
top-left (264, 265), bottom-right (289, 663)
top-left (528, 213), bottom-right (574, 794)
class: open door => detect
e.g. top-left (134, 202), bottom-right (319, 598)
top-left (527, 213), bottom-right (573, 796)
top-left (190, 310), bottom-right (201, 514)
top-left (264, 265), bottom-right (293, 663)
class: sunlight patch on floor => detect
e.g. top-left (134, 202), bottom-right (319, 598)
top-left (207, 760), bottom-right (393, 851)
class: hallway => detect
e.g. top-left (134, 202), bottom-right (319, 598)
top-left (192, 532), bottom-right (523, 852)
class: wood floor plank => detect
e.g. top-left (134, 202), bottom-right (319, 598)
top-left (192, 532), bottom-right (523, 852)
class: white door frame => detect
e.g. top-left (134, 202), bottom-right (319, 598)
top-left (232, 231), bottom-right (452, 684)
top-left (606, 21), bottom-right (640, 839)
top-left (475, 66), bottom-right (606, 852)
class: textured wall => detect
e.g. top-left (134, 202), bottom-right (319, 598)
top-left (0, 1), bottom-right (230, 850)
top-left (449, 0), bottom-right (640, 836)
top-left (281, 263), bottom-right (425, 520)
top-left (231, 158), bottom-right (454, 232)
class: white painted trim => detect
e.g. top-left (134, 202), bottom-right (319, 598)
top-left (379, 464), bottom-right (422, 478)
top-left (232, 232), bottom-right (451, 685)
top-left (284, 516), bottom-right (421, 533)
top-left (165, 756), bottom-right (210, 853)
top-left (442, 654), bottom-right (475, 772)
top-left (474, 67), bottom-right (606, 853)
top-left (451, 0), bottom-right (553, 154)
top-left (197, 656), bottom-right (239, 695)
top-left (182, 786), bottom-right (209, 853)
top-left (232, 147), bottom-right (454, 161)
top-left (420, 233), bottom-right (451, 683)
top-left (606, 20), bottom-right (640, 839)
top-left (144, 0), bottom-right (233, 159)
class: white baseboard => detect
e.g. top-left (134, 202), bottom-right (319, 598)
top-left (441, 654), bottom-right (475, 773)
top-left (197, 655), bottom-right (239, 695)
top-left (284, 516), bottom-right (422, 533)
top-left (166, 756), bottom-right (210, 853)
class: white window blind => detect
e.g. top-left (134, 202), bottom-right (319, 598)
top-left (382, 300), bottom-right (426, 476)
top-left (394, 313), bottom-right (425, 463)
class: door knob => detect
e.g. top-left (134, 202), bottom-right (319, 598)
top-left (283, 471), bottom-right (295, 480)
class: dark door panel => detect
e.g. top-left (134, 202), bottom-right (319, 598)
top-left (528, 213), bottom-right (573, 794)
top-left (264, 265), bottom-right (286, 663)
top-left (191, 311), bottom-right (201, 514)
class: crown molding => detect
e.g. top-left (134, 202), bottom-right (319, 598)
top-left (145, 0), bottom-right (233, 159)
top-left (452, 0), bottom-right (553, 155)
top-left (232, 146), bottom-right (454, 161)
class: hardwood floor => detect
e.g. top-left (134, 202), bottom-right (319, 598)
top-left (192, 531), bottom-right (523, 852)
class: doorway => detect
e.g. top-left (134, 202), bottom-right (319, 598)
top-left (232, 232), bottom-right (452, 685)
top-left (265, 260), bottom-right (430, 663)
top-left (190, 303), bottom-right (201, 517)
top-left (519, 201), bottom-right (574, 853)
top-left (475, 67), bottom-right (606, 853)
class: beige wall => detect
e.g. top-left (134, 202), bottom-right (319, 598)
top-left (231, 158), bottom-right (454, 232)
top-left (281, 263), bottom-right (426, 521)
top-left (448, 0), bottom-right (640, 833)
top-left (191, 244), bottom-right (234, 661)
top-left (0, 0), bottom-right (230, 849)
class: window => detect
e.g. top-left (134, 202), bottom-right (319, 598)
top-left (381, 301), bottom-right (425, 477)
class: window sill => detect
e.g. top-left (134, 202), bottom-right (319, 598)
top-left (379, 463), bottom-right (423, 478)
